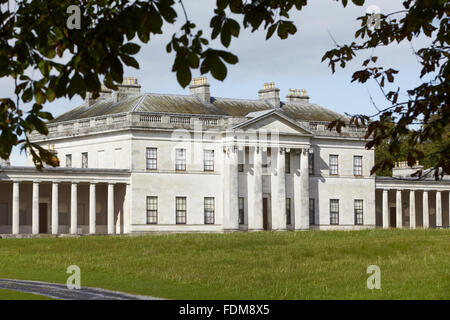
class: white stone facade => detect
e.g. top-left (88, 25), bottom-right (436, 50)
top-left (0, 78), bottom-right (448, 235)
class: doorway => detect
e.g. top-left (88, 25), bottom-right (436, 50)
top-left (390, 207), bottom-right (397, 228)
top-left (39, 203), bottom-right (48, 233)
top-left (263, 198), bottom-right (269, 230)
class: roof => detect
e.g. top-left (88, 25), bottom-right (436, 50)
top-left (50, 93), bottom-right (348, 123)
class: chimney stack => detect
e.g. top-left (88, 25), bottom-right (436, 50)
top-left (286, 89), bottom-right (309, 103)
top-left (86, 83), bottom-right (113, 106)
top-left (189, 76), bottom-right (210, 103)
top-left (115, 77), bottom-right (141, 102)
top-left (258, 82), bottom-right (280, 107)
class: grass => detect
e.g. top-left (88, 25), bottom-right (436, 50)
top-left (0, 229), bottom-right (449, 299)
top-left (0, 288), bottom-right (55, 300)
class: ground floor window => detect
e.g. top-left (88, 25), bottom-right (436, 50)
top-left (146, 196), bottom-right (158, 224)
top-left (354, 199), bottom-right (363, 225)
top-left (286, 198), bottom-right (292, 225)
top-left (176, 197), bottom-right (187, 224)
top-left (309, 199), bottom-right (315, 225)
top-left (238, 197), bottom-right (244, 224)
top-left (330, 199), bottom-right (339, 225)
top-left (204, 197), bottom-right (215, 224)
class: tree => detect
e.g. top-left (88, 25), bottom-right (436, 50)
top-left (0, 0), bottom-right (448, 178)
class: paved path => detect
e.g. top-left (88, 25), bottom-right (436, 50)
top-left (0, 279), bottom-right (163, 300)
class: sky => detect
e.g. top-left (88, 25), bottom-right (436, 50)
top-left (1, 0), bottom-right (430, 165)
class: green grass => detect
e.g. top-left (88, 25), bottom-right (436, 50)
top-left (0, 229), bottom-right (449, 299)
top-left (0, 288), bottom-right (55, 300)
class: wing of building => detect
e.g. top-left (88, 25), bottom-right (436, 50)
top-left (0, 77), bottom-right (448, 235)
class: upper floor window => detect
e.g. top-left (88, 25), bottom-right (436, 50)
top-left (203, 150), bottom-right (214, 172)
top-left (66, 154), bottom-right (72, 168)
top-left (330, 199), bottom-right (339, 225)
top-left (285, 152), bottom-right (290, 173)
top-left (204, 197), bottom-right (215, 224)
top-left (354, 199), bottom-right (363, 225)
top-left (146, 147), bottom-right (157, 170)
top-left (146, 196), bottom-right (158, 224)
top-left (353, 155), bottom-right (363, 176)
top-left (238, 164), bottom-right (244, 172)
top-left (309, 199), bottom-right (315, 225)
top-left (175, 149), bottom-right (186, 171)
top-left (329, 154), bottom-right (338, 175)
top-left (176, 197), bottom-right (187, 224)
top-left (238, 197), bottom-right (244, 224)
top-left (81, 152), bottom-right (88, 168)
top-left (308, 153), bottom-right (314, 175)
top-left (286, 198), bottom-right (292, 225)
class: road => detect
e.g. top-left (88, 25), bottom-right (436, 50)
top-left (0, 279), bottom-right (163, 300)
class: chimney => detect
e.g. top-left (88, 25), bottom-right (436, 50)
top-left (258, 82), bottom-right (280, 107)
top-left (189, 76), bottom-right (210, 102)
top-left (86, 83), bottom-right (113, 106)
top-left (286, 89), bottom-right (309, 103)
top-left (115, 77), bottom-right (141, 102)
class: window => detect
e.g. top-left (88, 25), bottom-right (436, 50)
top-left (238, 164), bottom-right (244, 172)
top-left (146, 196), bottom-right (158, 224)
top-left (238, 197), bottom-right (244, 224)
top-left (308, 153), bottom-right (314, 175)
top-left (285, 152), bottom-right (290, 173)
top-left (176, 197), bottom-right (187, 224)
top-left (146, 148), bottom-right (157, 170)
top-left (354, 200), bottom-right (363, 225)
top-left (66, 154), bottom-right (72, 168)
top-left (286, 198), bottom-right (292, 225)
top-left (204, 197), bottom-right (215, 224)
top-left (329, 154), bottom-right (338, 175)
top-left (353, 155), bottom-right (363, 176)
top-left (81, 152), bottom-right (88, 168)
top-left (309, 199), bottom-right (315, 225)
top-left (0, 203), bottom-right (8, 225)
top-left (330, 199), bottom-right (339, 225)
top-left (203, 150), bottom-right (214, 171)
top-left (175, 149), bottom-right (186, 171)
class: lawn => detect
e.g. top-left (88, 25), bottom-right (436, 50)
top-left (0, 288), bottom-right (55, 300)
top-left (0, 229), bottom-right (449, 299)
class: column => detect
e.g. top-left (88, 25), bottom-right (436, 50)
top-left (12, 181), bottom-right (19, 235)
top-left (51, 182), bottom-right (59, 234)
top-left (223, 147), bottom-right (239, 230)
top-left (107, 183), bottom-right (114, 234)
top-left (295, 148), bottom-right (309, 230)
top-left (89, 183), bottom-right (96, 234)
top-left (382, 189), bottom-right (389, 229)
top-left (436, 191), bottom-right (442, 228)
top-left (32, 182), bottom-right (39, 234)
top-left (70, 183), bottom-right (78, 235)
top-left (123, 183), bottom-right (131, 234)
top-left (396, 189), bottom-right (402, 228)
top-left (300, 148), bottom-right (310, 229)
top-left (247, 147), bottom-right (263, 230)
top-left (270, 147), bottom-right (286, 230)
top-left (423, 190), bottom-right (429, 228)
top-left (409, 189), bottom-right (416, 229)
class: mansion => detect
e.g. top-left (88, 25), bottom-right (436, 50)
top-left (0, 77), bottom-right (448, 235)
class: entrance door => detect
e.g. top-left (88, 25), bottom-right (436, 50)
top-left (39, 203), bottom-right (47, 233)
top-left (390, 207), bottom-right (397, 228)
top-left (263, 198), bottom-right (268, 230)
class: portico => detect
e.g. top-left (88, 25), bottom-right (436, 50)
top-left (0, 167), bottom-right (130, 235)
top-left (376, 184), bottom-right (449, 229)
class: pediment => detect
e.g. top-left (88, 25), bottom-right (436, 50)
top-left (233, 111), bottom-right (312, 135)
